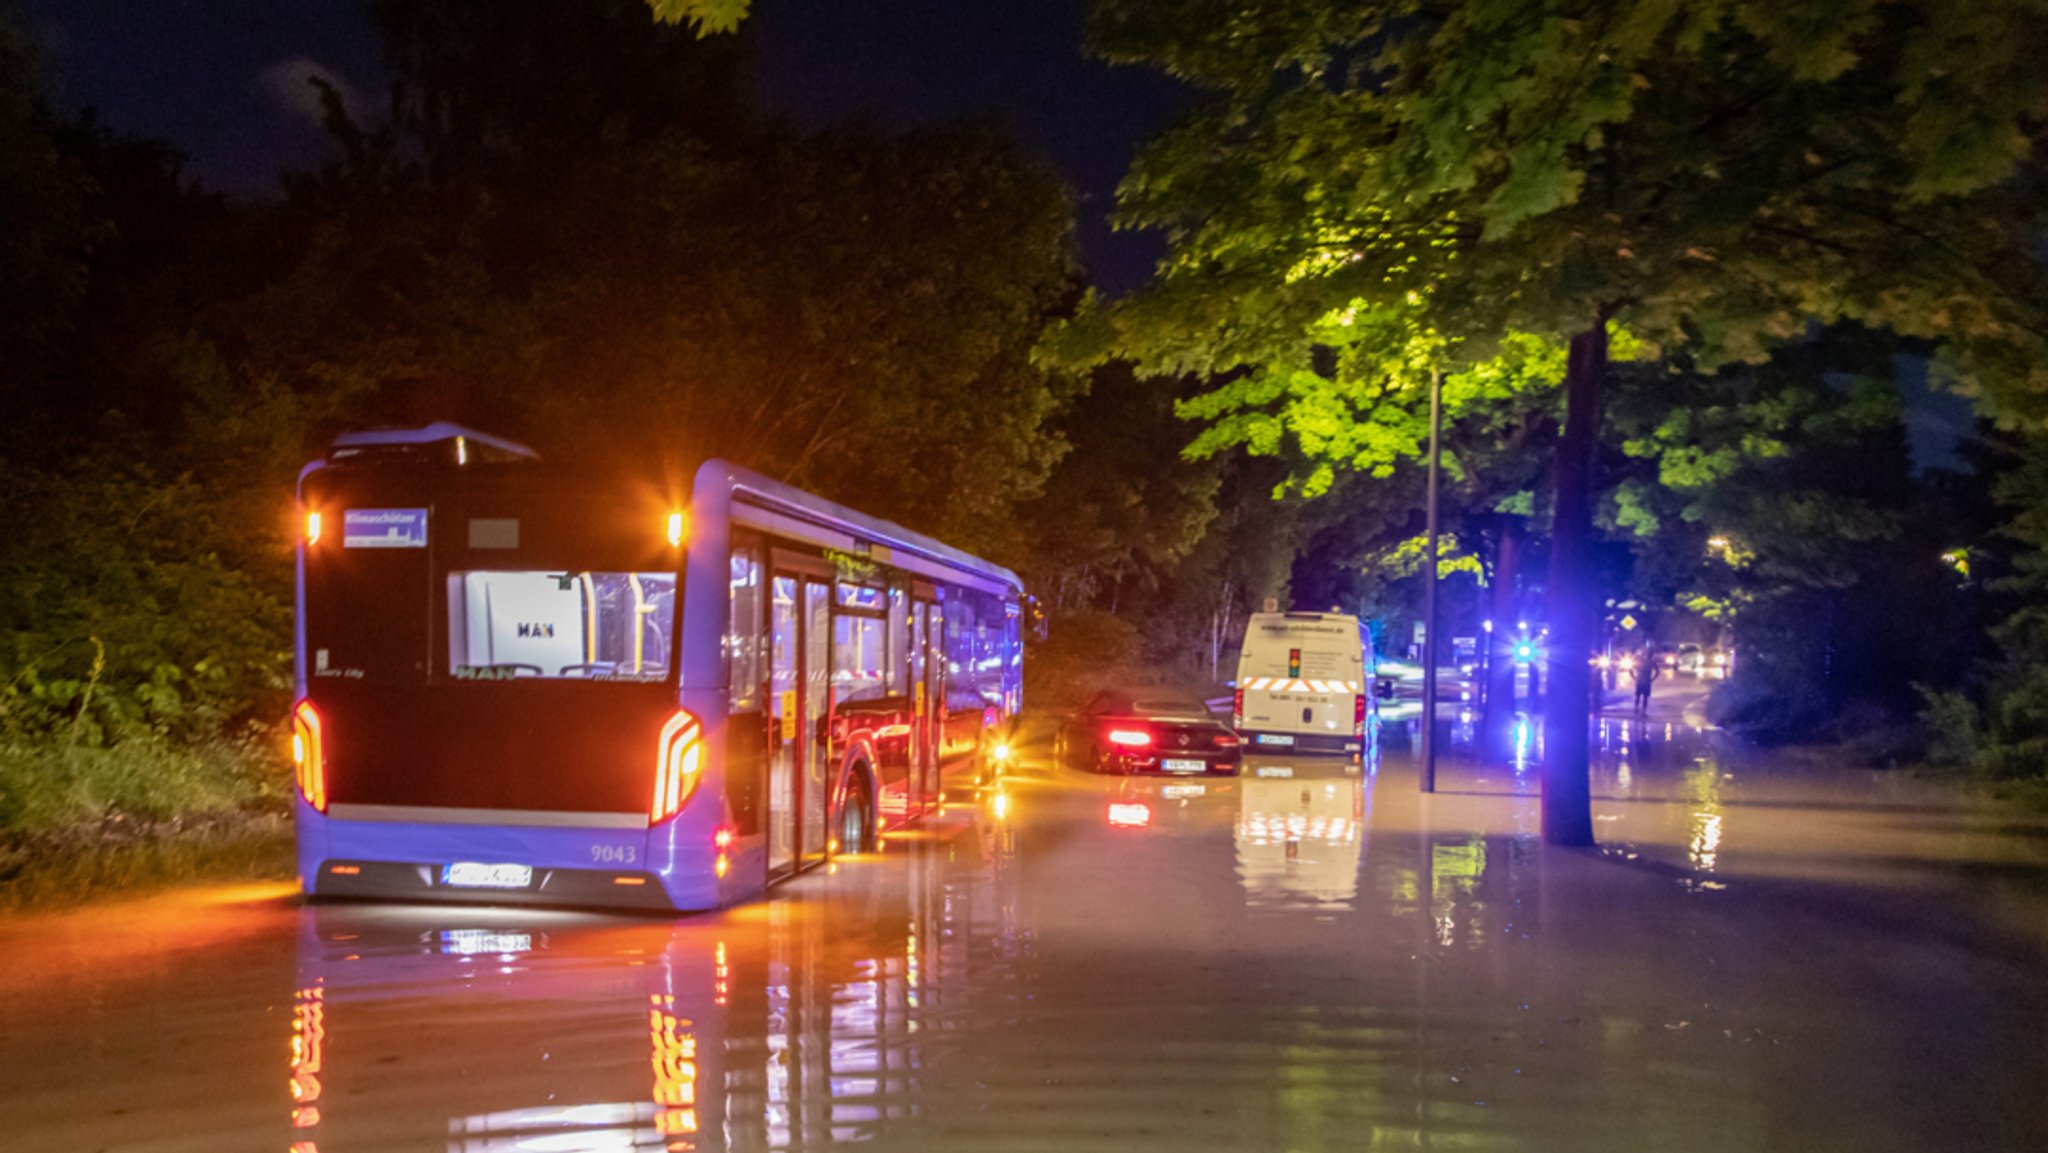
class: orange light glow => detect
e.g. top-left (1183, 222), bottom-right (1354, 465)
top-left (666, 510), bottom-right (688, 548)
top-left (291, 700), bottom-right (327, 812)
top-left (714, 853), bottom-right (729, 878)
top-left (713, 826), bottom-right (734, 850)
top-left (614, 875), bottom-right (647, 886)
top-left (651, 710), bottom-right (703, 823)
top-left (1107, 729), bottom-right (1153, 747)
top-left (328, 865), bottom-right (360, 876)
top-left (648, 1000), bottom-right (699, 1136)
top-left (304, 511), bottom-right (322, 546)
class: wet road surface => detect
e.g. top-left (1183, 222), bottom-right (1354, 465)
top-left (2, 720), bottom-right (2045, 1152)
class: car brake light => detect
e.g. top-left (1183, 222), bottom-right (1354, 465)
top-left (291, 699), bottom-right (326, 812)
top-left (1106, 729), bottom-right (1152, 747)
top-left (1214, 732), bottom-right (1240, 748)
top-left (652, 710), bottom-right (703, 824)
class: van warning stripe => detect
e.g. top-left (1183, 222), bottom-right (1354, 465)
top-left (1246, 678), bottom-right (1362, 694)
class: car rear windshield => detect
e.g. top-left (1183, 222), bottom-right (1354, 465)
top-left (1132, 696), bottom-right (1212, 717)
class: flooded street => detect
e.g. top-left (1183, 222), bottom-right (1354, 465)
top-left (2, 721), bottom-right (2045, 1153)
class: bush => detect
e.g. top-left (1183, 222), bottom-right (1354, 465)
top-left (0, 730), bottom-right (288, 841)
top-left (1023, 610), bottom-right (1144, 710)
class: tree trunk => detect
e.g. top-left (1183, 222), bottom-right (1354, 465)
top-left (1481, 518), bottom-right (1522, 759)
top-left (1542, 322), bottom-right (1605, 847)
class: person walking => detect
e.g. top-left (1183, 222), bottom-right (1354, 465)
top-left (1631, 650), bottom-right (1661, 714)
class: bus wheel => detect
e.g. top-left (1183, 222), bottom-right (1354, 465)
top-left (840, 778), bottom-right (873, 855)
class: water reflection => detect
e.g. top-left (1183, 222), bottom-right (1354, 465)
top-left (1234, 757), bottom-right (1370, 910)
top-left (286, 863), bottom-right (970, 1149)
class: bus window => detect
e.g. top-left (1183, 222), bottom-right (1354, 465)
top-left (728, 546), bottom-right (761, 710)
top-left (833, 611), bottom-right (886, 704)
top-left (943, 593), bottom-right (981, 712)
top-left (446, 570), bottom-right (673, 681)
top-left (886, 587), bottom-right (907, 697)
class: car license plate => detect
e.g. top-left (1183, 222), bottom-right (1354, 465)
top-left (1162, 783), bottom-right (1207, 799)
top-left (442, 862), bottom-right (533, 889)
top-left (1162, 758), bottom-right (1205, 773)
top-left (1256, 733), bottom-right (1295, 746)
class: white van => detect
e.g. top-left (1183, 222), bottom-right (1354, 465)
top-left (1233, 611), bottom-right (1373, 757)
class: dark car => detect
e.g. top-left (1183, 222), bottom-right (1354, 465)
top-left (1056, 689), bottom-right (1242, 775)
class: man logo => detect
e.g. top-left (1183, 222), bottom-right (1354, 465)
top-left (516, 622), bottom-right (556, 639)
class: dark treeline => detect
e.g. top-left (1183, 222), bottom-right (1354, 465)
top-left (3, 0), bottom-right (2046, 811)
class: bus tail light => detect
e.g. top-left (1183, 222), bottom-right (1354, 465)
top-left (652, 710), bottom-right (703, 824)
top-left (292, 700), bottom-right (327, 812)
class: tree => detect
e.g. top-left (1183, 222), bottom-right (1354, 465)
top-left (1071, 0), bottom-right (2048, 844)
top-left (1606, 330), bottom-right (1959, 739)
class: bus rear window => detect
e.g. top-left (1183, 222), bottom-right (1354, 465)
top-left (448, 570), bottom-right (676, 682)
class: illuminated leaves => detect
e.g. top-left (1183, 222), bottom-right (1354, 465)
top-left (644, 0), bottom-right (750, 35)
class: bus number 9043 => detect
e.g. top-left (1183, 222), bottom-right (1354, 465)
top-left (590, 844), bottom-right (638, 864)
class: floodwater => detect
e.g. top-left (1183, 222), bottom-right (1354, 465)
top-left (2, 718), bottom-right (2045, 1153)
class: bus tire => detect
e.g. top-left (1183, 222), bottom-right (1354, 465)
top-left (839, 774), bottom-right (873, 855)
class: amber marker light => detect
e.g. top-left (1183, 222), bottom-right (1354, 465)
top-left (291, 700), bottom-right (327, 812)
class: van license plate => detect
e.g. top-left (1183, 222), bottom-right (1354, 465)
top-left (1162, 758), bottom-right (1205, 773)
top-left (443, 862), bottom-right (533, 889)
top-left (1256, 734), bottom-right (1295, 746)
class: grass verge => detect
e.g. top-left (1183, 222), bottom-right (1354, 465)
top-left (0, 734), bottom-right (295, 912)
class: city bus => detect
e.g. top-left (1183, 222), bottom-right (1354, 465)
top-left (292, 422), bottom-right (1024, 911)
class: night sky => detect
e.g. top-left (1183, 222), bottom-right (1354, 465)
top-left (14, 0), bottom-right (1182, 295)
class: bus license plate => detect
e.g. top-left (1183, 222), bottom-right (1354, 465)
top-left (1162, 758), bottom-right (1205, 773)
top-left (442, 862), bottom-right (533, 889)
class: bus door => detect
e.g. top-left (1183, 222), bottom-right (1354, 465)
top-left (910, 596), bottom-right (941, 810)
top-left (769, 560), bottom-right (836, 874)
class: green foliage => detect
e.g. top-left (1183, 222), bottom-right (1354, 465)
top-left (1023, 611), bottom-right (1146, 709)
top-left (0, 456), bottom-right (292, 743)
top-left (0, 733), bottom-right (285, 840)
top-left (645, 0), bottom-right (750, 35)
top-left (1077, 0), bottom-right (2046, 438)
top-left (1016, 364), bottom-right (1222, 614)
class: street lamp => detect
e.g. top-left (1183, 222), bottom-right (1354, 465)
top-left (1420, 367), bottom-right (1444, 795)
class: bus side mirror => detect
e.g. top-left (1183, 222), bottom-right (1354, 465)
top-left (1024, 595), bottom-right (1049, 644)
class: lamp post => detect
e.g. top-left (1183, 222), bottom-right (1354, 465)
top-left (1420, 368), bottom-right (1443, 794)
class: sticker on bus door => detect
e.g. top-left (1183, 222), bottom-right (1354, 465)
top-left (343, 508), bottom-right (428, 549)
top-left (781, 691), bottom-right (798, 740)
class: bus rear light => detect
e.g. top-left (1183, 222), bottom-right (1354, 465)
top-left (1107, 729), bottom-right (1152, 747)
top-left (613, 875), bottom-right (646, 886)
top-left (714, 854), bottom-right (730, 879)
top-left (652, 710), bottom-right (703, 824)
top-left (292, 700), bottom-right (327, 812)
top-left (714, 827), bottom-right (735, 850)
